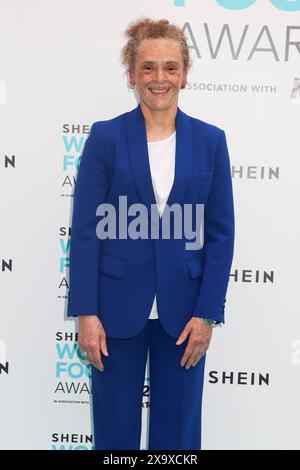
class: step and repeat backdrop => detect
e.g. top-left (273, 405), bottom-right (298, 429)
top-left (1, 0), bottom-right (300, 450)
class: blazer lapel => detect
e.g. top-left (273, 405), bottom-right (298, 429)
top-left (125, 102), bottom-right (193, 230)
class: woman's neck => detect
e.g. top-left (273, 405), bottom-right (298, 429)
top-left (140, 101), bottom-right (177, 142)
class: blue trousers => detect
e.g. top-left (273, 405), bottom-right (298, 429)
top-left (91, 318), bottom-right (206, 450)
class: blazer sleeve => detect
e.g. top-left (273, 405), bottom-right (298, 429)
top-left (67, 122), bottom-right (109, 317)
top-left (192, 130), bottom-right (235, 324)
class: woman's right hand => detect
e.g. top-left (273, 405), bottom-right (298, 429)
top-left (78, 315), bottom-right (109, 371)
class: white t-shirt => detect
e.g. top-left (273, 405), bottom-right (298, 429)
top-left (146, 130), bottom-right (176, 319)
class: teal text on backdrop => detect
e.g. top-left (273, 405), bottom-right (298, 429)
top-left (174, 0), bottom-right (300, 11)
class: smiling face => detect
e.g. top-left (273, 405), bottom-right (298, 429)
top-left (129, 38), bottom-right (188, 113)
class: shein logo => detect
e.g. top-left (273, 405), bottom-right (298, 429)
top-left (0, 340), bottom-right (9, 375)
top-left (174, 0), bottom-right (300, 10)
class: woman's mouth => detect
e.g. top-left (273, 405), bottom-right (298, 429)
top-left (148, 87), bottom-right (171, 96)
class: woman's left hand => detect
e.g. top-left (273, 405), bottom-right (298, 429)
top-left (176, 317), bottom-right (212, 369)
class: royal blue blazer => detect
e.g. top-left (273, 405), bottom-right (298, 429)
top-left (67, 103), bottom-right (235, 339)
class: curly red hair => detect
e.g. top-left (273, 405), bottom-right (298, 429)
top-left (120, 17), bottom-right (192, 73)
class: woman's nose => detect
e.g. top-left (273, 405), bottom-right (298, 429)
top-left (154, 66), bottom-right (166, 81)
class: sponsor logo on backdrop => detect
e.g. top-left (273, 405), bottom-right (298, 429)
top-left (61, 124), bottom-right (90, 196)
top-left (2, 155), bottom-right (15, 168)
top-left (185, 81), bottom-right (278, 95)
top-left (51, 433), bottom-right (94, 450)
top-left (180, 22), bottom-right (298, 63)
top-left (172, 0), bottom-right (300, 65)
top-left (1, 259), bottom-right (12, 271)
top-left (53, 331), bottom-right (91, 405)
top-left (174, 0), bottom-right (300, 10)
top-left (58, 226), bottom-right (70, 302)
top-left (231, 166), bottom-right (279, 179)
top-left (291, 77), bottom-right (300, 103)
top-left (53, 330), bottom-right (150, 408)
top-left (0, 340), bottom-right (9, 376)
top-left (230, 269), bottom-right (274, 283)
top-left (209, 370), bottom-right (270, 385)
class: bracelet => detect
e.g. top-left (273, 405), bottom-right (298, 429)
top-left (201, 318), bottom-right (222, 328)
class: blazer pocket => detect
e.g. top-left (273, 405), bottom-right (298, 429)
top-left (99, 252), bottom-right (126, 279)
top-left (186, 257), bottom-right (204, 279)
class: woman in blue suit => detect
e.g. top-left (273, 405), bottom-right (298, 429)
top-left (67, 17), bottom-right (235, 450)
